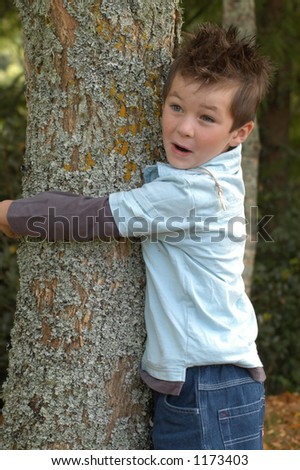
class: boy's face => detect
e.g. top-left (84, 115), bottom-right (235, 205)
top-left (162, 73), bottom-right (253, 169)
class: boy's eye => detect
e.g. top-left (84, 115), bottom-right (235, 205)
top-left (170, 104), bottom-right (182, 112)
top-left (201, 114), bottom-right (215, 123)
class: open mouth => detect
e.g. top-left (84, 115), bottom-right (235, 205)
top-left (174, 143), bottom-right (191, 154)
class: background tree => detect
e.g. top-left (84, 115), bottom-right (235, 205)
top-left (1, 0), bottom-right (181, 450)
top-left (222, 0), bottom-right (260, 295)
top-left (257, 0), bottom-right (300, 193)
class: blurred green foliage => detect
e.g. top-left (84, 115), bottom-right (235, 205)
top-left (252, 183), bottom-right (300, 394)
top-left (0, 0), bottom-right (300, 398)
top-left (181, 0), bottom-right (221, 28)
top-left (0, 1), bottom-right (25, 397)
top-left (252, 0), bottom-right (300, 394)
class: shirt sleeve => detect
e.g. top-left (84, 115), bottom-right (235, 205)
top-left (7, 191), bottom-right (120, 241)
top-left (109, 176), bottom-right (195, 238)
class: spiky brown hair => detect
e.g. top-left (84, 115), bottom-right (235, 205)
top-left (163, 23), bottom-right (273, 130)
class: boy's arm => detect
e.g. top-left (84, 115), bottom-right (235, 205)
top-left (0, 200), bottom-right (16, 238)
top-left (0, 191), bottom-right (120, 241)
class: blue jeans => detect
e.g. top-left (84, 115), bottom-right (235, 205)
top-left (151, 365), bottom-right (265, 450)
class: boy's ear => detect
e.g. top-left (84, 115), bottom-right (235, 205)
top-left (230, 121), bottom-right (255, 146)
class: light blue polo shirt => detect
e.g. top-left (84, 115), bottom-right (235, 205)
top-left (109, 145), bottom-right (262, 382)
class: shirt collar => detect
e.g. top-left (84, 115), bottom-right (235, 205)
top-left (144, 144), bottom-right (242, 183)
top-left (203, 144), bottom-right (242, 173)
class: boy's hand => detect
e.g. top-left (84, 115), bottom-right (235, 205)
top-left (0, 200), bottom-right (17, 238)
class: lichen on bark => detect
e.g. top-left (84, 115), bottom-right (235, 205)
top-left (1, 0), bottom-right (181, 449)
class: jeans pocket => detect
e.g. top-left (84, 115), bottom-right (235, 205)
top-left (164, 394), bottom-right (200, 414)
top-left (152, 393), bottom-right (201, 449)
top-left (219, 396), bottom-right (265, 450)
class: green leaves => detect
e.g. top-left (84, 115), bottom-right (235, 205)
top-left (252, 185), bottom-right (300, 394)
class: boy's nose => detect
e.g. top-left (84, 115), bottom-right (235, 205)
top-left (177, 117), bottom-right (194, 137)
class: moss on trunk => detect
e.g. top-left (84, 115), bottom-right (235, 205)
top-left (1, 0), bottom-right (181, 450)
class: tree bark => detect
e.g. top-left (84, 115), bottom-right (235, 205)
top-left (1, 0), bottom-right (181, 450)
top-left (222, 0), bottom-right (259, 295)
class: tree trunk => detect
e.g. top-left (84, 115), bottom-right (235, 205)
top-left (1, 0), bottom-right (181, 450)
top-left (222, 0), bottom-right (259, 295)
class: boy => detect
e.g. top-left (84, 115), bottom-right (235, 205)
top-left (0, 23), bottom-right (273, 449)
